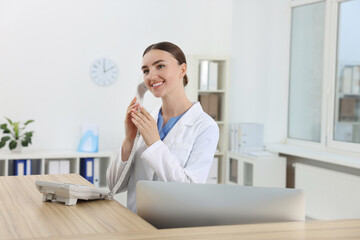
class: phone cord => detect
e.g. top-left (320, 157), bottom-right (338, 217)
top-left (106, 130), bottom-right (140, 200)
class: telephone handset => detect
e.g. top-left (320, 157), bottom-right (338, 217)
top-left (136, 82), bottom-right (148, 106)
top-left (107, 82), bottom-right (148, 199)
top-left (35, 82), bottom-right (149, 205)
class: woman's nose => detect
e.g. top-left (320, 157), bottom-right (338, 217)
top-left (147, 69), bottom-right (158, 80)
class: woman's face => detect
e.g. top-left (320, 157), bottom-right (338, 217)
top-left (141, 49), bottom-right (186, 98)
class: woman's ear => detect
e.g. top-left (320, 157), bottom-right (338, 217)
top-left (179, 63), bottom-right (187, 79)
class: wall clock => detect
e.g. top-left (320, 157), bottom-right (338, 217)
top-left (90, 58), bottom-right (118, 86)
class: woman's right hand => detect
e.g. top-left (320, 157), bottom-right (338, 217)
top-left (124, 97), bottom-right (140, 143)
top-left (122, 97), bottom-right (140, 162)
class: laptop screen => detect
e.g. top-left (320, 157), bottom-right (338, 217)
top-left (136, 181), bottom-right (305, 228)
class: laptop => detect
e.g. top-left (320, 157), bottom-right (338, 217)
top-left (136, 181), bottom-right (305, 228)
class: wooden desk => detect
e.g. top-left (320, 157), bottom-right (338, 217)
top-left (28, 219), bottom-right (360, 240)
top-left (0, 174), bottom-right (155, 240)
top-left (1, 174), bottom-right (360, 240)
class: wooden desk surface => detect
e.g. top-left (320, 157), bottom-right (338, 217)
top-left (0, 174), bottom-right (155, 240)
top-left (31, 218), bottom-right (360, 240)
top-left (1, 175), bottom-right (360, 240)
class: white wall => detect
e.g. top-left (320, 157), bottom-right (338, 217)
top-left (0, 0), bottom-right (289, 153)
top-left (229, 0), bottom-right (290, 144)
top-left (0, 0), bottom-right (233, 152)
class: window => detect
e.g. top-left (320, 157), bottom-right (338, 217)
top-left (288, 0), bottom-right (360, 152)
top-left (288, 2), bottom-right (326, 142)
top-left (333, 0), bottom-right (360, 144)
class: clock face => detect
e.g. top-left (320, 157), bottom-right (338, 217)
top-left (90, 58), bottom-right (119, 86)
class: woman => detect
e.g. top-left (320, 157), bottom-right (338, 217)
top-left (107, 41), bottom-right (219, 213)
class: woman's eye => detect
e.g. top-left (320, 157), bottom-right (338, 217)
top-left (143, 69), bottom-right (149, 74)
top-left (157, 64), bottom-right (165, 69)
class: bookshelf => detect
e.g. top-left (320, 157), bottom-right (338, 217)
top-left (0, 150), bottom-right (113, 187)
top-left (186, 55), bottom-right (230, 184)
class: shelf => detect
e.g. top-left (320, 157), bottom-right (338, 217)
top-left (0, 150), bottom-right (114, 160)
top-left (196, 55), bottom-right (228, 62)
top-left (198, 90), bottom-right (226, 94)
top-left (187, 55), bottom-right (230, 184)
top-left (215, 152), bottom-right (224, 156)
top-left (0, 150), bottom-right (114, 186)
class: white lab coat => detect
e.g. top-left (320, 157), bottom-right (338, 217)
top-left (106, 102), bottom-right (219, 213)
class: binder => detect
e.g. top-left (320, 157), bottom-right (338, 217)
top-left (352, 66), bottom-right (360, 94)
top-left (13, 160), bottom-right (31, 176)
top-left (48, 160), bottom-right (59, 174)
top-left (59, 160), bottom-right (70, 174)
top-left (199, 60), bottom-right (209, 90)
top-left (47, 159), bottom-right (71, 174)
top-left (199, 94), bottom-right (218, 120)
top-left (234, 125), bottom-right (238, 153)
top-left (93, 158), bottom-right (100, 187)
top-left (208, 62), bottom-right (218, 90)
top-left (26, 160), bottom-right (31, 175)
top-left (209, 94), bottom-right (218, 120)
top-left (199, 95), bottom-right (210, 115)
top-left (229, 123), bottom-right (235, 152)
top-left (237, 123), bottom-right (264, 153)
top-left (80, 158), bottom-right (94, 183)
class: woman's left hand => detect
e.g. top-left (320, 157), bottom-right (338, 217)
top-left (131, 106), bottom-right (160, 146)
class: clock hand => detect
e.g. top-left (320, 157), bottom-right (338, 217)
top-left (103, 59), bottom-right (106, 73)
top-left (104, 66), bottom-right (115, 73)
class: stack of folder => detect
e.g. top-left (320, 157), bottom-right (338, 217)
top-left (199, 60), bottom-right (219, 90)
top-left (229, 123), bottom-right (264, 154)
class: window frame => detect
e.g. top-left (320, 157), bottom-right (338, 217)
top-left (327, 0), bottom-right (360, 152)
top-left (286, 0), bottom-right (360, 153)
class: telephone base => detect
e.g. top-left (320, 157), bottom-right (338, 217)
top-left (35, 180), bottom-right (110, 206)
top-left (42, 193), bottom-right (78, 205)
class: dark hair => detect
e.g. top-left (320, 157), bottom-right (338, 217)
top-left (143, 41), bottom-right (188, 86)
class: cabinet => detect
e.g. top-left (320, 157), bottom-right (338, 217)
top-left (0, 150), bottom-right (113, 187)
top-left (186, 55), bottom-right (230, 183)
top-left (225, 151), bottom-right (286, 188)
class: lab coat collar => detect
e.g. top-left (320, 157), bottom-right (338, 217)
top-left (150, 102), bottom-right (202, 127)
top-left (179, 102), bottom-right (202, 126)
top-left (150, 102), bottom-right (202, 145)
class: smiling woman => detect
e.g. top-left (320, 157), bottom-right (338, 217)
top-left (141, 50), bottom-right (187, 101)
top-left (106, 41), bottom-right (219, 213)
